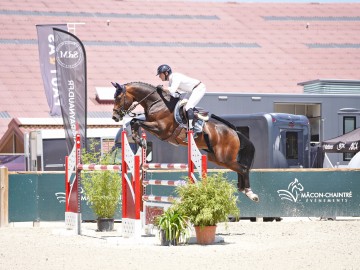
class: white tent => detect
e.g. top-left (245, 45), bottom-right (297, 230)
top-left (322, 153), bottom-right (334, 168)
top-left (348, 151), bottom-right (360, 168)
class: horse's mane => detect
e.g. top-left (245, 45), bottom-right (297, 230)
top-left (126, 81), bottom-right (156, 90)
top-left (125, 81), bottom-right (173, 100)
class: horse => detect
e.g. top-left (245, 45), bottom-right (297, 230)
top-left (112, 81), bottom-right (259, 202)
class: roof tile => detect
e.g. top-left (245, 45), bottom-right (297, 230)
top-left (1, 1), bottom-right (360, 139)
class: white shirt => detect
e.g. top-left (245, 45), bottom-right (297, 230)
top-left (168, 72), bottom-right (200, 96)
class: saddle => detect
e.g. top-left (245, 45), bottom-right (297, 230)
top-left (174, 99), bottom-right (209, 130)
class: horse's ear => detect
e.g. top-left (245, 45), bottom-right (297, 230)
top-left (111, 82), bottom-right (122, 89)
top-left (111, 82), bottom-right (124, 98)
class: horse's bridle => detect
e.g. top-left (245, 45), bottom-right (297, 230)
top-left (113, 85), bottom-right (158, 119)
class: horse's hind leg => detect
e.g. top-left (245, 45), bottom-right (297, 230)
top-left (236, 133), bottom-right (259, 202)
top-left (207, 153), bottom-right (259, 202)
top-left (238, 172), bottom-right (259, 202)
top-left (238, 161), bottom-right (259, 202)
top-left (237, 172), bottom-right (247, 190)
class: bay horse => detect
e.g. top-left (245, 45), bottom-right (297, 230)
top-left (112, 81), bottom-right (259, 202)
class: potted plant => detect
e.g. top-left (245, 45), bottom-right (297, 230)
top-left (175, 172), bottom-right (239, 245)
top-left (81, 140), bottom-right (122, 231)
top-left (155, 206), bottom-right (190, 246)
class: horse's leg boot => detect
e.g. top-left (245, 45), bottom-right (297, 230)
top-left (243, 188), bottom-right (259, 202)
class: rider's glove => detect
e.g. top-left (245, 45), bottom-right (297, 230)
top-left (156, 85), bottom-right (163, 91)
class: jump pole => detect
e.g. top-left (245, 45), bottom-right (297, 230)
top-left (142, 130), bottom-right (207, 183)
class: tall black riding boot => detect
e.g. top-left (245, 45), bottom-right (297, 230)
top-left (186, 108), bottom-right (195, 129)
top-left (184, 108), bottom-right (197, 142)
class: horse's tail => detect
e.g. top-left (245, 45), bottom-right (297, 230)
top-left (210, 114), bottom-right (236, 130)
top-left (236, 131), bottom-right (255, 170)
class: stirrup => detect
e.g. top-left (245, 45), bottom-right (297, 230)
top-left (242, 188), bottom-right (259, 202)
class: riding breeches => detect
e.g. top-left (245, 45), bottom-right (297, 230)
top-left (184, 83), bottom-right (206, 111)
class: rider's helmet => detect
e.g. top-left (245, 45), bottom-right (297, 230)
top-left (156, 64), bottom-right (172, 76)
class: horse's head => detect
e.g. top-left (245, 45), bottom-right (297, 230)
top-left (112, 81), bottom-right (174, 123)
top-left (111, 82), bottom-right (135, 122)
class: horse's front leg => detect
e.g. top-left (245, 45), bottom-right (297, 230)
top-left (130, 119), bottom-right (147, 148)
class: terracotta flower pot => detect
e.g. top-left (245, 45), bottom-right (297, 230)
top-left (194, 226), bottom-right (216, 245)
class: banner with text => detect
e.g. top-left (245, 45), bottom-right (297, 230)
top-left (54, 28), bottom-right (87, 155)
top-left (36, 24), bottom-right (67, 116)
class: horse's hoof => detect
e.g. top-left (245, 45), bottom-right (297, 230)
top-left (250, 194), bottom-right (259, 202)
top-left (243, 188), bottom-right (259, 203)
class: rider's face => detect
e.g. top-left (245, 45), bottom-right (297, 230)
top-left (159, 72), bottom-right (166, 81)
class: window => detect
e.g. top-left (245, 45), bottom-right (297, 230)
top-left (274, 102), bottom-right (321, 143)
top-left (343, 116), bottom-right (356, 161)
top-left (286, 132), bottom-right (298, 159)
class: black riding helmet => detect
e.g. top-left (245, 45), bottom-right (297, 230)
top-left (156, 64), bottom-right (172, 76)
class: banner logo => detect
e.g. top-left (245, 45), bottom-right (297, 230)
top-left (277, 178), bottom-right (303, 202)
top-left (277, 178), bottom-right (352, 204)
top-left (56, 41), bottom-right (83, 69)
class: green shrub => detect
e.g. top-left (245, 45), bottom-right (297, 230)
top-left (175, 172), bottom-right (239, 227)
top-left (156, 206), bottom-right (190, 243)
top-left (81, 140), bottom-right (121, 219)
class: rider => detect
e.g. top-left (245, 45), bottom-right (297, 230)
top-left (156, 64), bottom-right (206, 140)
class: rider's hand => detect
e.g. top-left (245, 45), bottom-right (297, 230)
top-left (156, 85), bottom-right (163, 91)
